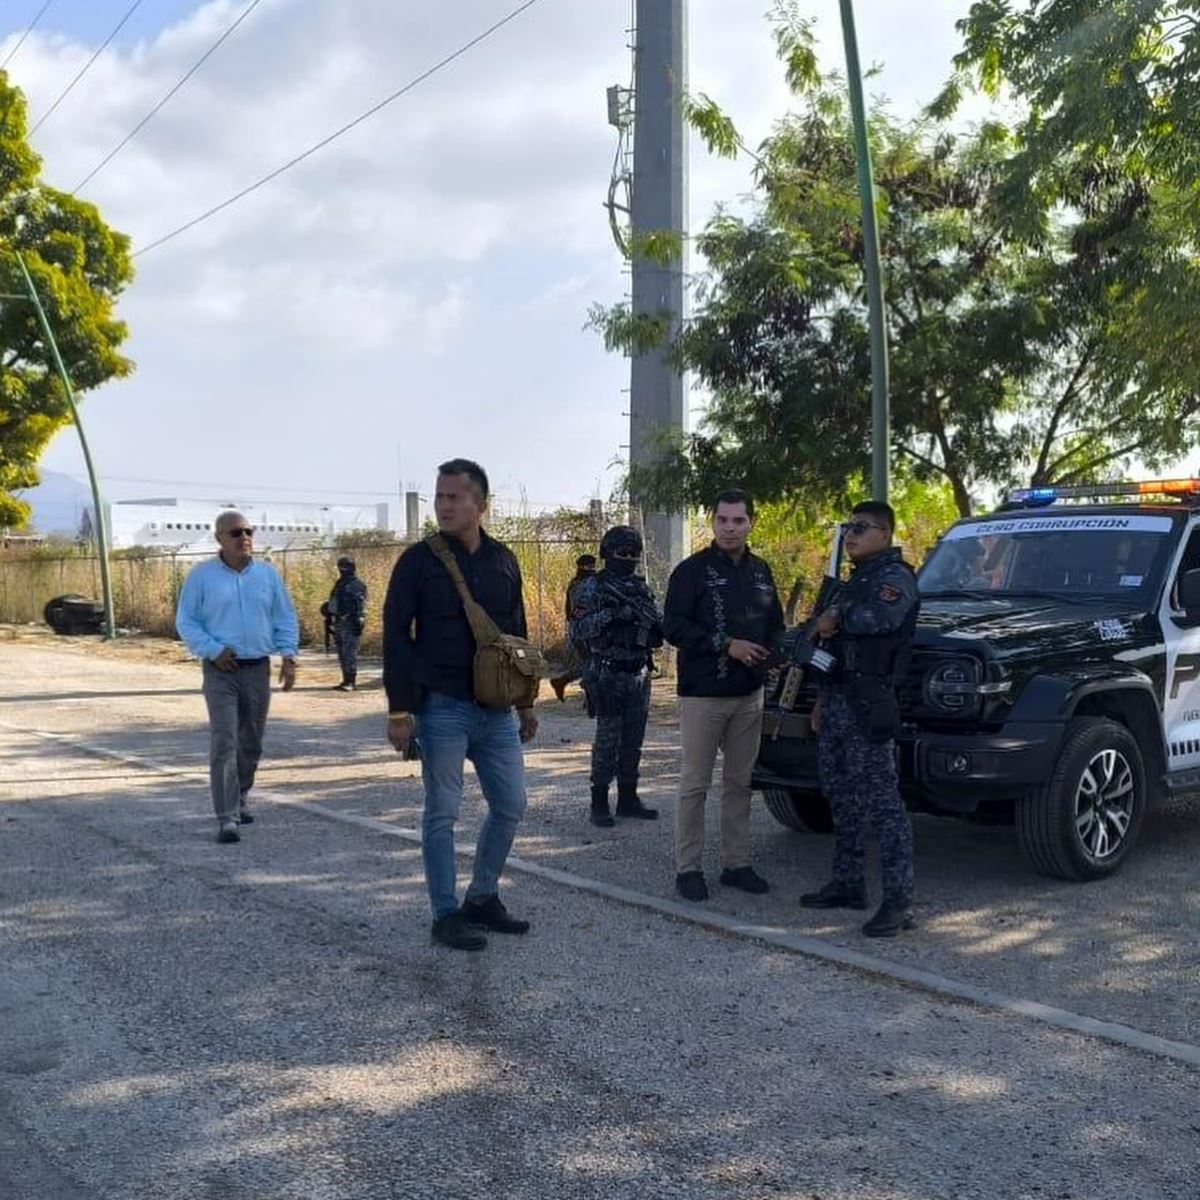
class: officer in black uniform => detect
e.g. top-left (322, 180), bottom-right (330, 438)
top-left (801, 501), bottom-right (920, 937)
top-left (326, 556), bottom-right (368, 691)
top-left (569, 526), bottom-right (664, 827)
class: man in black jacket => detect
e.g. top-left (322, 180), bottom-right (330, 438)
top-left (383, 458), bottom-right (538, 952)
top-left (664, 489), bottom-right (784, 902)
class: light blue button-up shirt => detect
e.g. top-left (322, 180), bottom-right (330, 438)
top-left (175, 555), bottom-right (300, 661)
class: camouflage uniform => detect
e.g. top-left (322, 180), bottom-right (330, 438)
top-left (570, 531), bottom-right (664, 820)
top-left (817, 547), bottom-right (919, 905)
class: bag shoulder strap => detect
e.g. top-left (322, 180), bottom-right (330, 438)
top-left (425, 534), bottom-right (502, 645)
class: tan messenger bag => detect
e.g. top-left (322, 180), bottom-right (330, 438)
top-left (426, 533), bottom-right (547, 710)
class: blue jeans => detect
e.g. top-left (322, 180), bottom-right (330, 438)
top-left (417, 693), bottom-right (528, 919)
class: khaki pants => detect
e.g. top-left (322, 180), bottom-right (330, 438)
top-left (675, 689), bottom-right (764, 873)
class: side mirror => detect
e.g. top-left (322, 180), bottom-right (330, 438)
top-left (1180, 569), bottom-right (1200, 612)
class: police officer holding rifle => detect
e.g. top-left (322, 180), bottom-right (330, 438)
top-left (800, 501), bottom-right (920, 937)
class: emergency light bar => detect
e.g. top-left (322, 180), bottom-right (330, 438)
top-left (1007, 479), bottom-right (1200, 507)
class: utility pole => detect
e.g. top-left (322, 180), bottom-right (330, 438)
top-left (839, 0), bottom-right (890, 502)
top-left (629, 0), bottom-right (688, 573)
top-left (3, 253), bottom-right (116, 637)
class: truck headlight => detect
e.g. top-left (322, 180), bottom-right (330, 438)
top-left (925, 658), bottom-right (982, 713)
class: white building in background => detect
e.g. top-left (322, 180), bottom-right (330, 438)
top-left (83, 498), bottom-right (407, 551)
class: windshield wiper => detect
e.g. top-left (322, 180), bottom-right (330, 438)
top-left (922, 588), bottom-right (1108, 606)
top-left (920, 589), bottom-right (999, 600)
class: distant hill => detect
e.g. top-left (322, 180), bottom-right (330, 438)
top-left (15, 470), bottom-right (91, 535)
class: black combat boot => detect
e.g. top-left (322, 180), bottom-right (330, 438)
top-left (590, 784), bottom-right (615, 827)
top-left (800, 880), bottom-right (868, 910)
top-left (862, 899), bottom-right (916, 938)
top-left (615, 782), bottom-right (658, 820)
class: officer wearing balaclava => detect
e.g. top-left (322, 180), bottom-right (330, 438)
top-left (568, 526), bottom-right (664, 826)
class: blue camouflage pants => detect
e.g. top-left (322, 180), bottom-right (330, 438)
top-left (817, 689), bottom-right (914, 905)
top-left (585, 666), bottom-right (651, 789)
top-left (335, 620), bottom-right (360, 679)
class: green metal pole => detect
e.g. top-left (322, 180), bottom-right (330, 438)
top-left (15, 253), bottom-right (116, 639)
top-left (839, 0), bottom-right (890, 503)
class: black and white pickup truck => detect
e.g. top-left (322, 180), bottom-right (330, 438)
top-left (753, 480), bottom-right (1200, 881)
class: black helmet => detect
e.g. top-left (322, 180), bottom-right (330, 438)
top-left (600, 525), bottom-right (643, 560)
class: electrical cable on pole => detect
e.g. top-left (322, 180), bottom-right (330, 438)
top-left (31, 0), bottom-right (146, 135)
top-left (73, 0), bottom-right (266, 194)
top-left (2, 0), bottom-right (56, 71)
top-left (133, 0), bottom-right (548, 258)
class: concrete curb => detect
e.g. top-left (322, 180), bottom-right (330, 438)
top-left (7, 718), bottom-right (1200, 1072)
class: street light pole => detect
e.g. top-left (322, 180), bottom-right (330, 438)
top-left (838, 0), bottom-right (890, 503)
top-left (11, 253), bottom-right (116, 638)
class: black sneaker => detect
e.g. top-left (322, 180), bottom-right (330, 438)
top-left (460, 895), bottom-right (530, 935)
top-left (237, 808), bottom-right (254, 825)
top-left (216, 820), bottom-right (240, 844)
top-left (431, 912), bottom-right (487, 951)
top-left (720, 865), bottom-right (770, 894)
top-left (862, 900), bottom-right (916, 938)
top-left (675, 871), bottom-right (708, 902)
top-left (800, 880), bottom-right (867, 910)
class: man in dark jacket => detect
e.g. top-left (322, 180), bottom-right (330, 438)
top-left (383, 458), bottom-right (538, 952)
top-left (664, 489), bottom-right (784, 902)
top-left (569, 527), bottom-right (663, 826)
top-left (801, 500), bottom-right (920, 938)
top-left (326, 556), bottom-right (367, 691)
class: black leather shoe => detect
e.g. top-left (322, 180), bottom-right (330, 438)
top-left (460, 895), bottom-right (530, 935)
top-left (675, 871), bottom-right (709, 902)
top-left (590, 784), bottom-right (615, 827)
top-left (616, 784), bottom-right (658, 820)
top-left (720, 865), bottom-right (770, 894)
top-left (800, 880), bottom-right (868, 910)
top-left (431, 912), bottom-right (487, 951)
top-left (862, 900), bottom-right (915, 938)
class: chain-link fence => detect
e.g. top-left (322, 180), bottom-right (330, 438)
top-left (0, 537), bottom-right (598, 659)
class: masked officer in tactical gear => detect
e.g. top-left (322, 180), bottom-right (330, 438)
top-left (569, 526), bottom-right (664, 827)
top-left (326, 556), bottom-right (368, 691)
top-left (802, 501), bottom-right (920, 937)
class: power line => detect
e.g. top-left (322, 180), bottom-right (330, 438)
top-left (133, 0), bottom-right (549, 258)
top-left (73, 0), bottom-right (266, 194)
top-left (2, 0), bottom-right (56, 70)
top-left (31, 0), bottom-right (146, 135)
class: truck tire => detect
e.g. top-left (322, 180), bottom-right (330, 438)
top-left (1016, 716), bottom-right (1146, 881)
top-left (43, 594), bottom-right (87, 633)
top-left (762, 787), bottom-right (834, 834)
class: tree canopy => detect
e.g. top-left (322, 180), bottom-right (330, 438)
top-left (0, 73), bottom-right (134, 527)
top-left (594, 6), bottom-right (1200, 517)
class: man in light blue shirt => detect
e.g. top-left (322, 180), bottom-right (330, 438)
top-left (176, 510), bottom-right (300, 843)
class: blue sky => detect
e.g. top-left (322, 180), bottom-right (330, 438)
top-left (7, 0), bottom-right (976, 517)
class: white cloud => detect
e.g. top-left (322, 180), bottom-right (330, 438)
top-left (12, 0), bottom-right (977, 511)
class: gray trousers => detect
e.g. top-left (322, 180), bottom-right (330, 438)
top-left (201, 659), bottom-right (271, 821)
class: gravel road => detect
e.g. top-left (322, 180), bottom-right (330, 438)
top-left (1, 631), bottom-right (1198, 1198)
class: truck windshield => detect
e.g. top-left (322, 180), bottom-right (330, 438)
top-left (919, 514), bottom-right (1176, 601)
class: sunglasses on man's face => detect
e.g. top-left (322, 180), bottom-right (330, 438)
top-left (843, 520), bottom-right (886, 537)
top-left (224, 527), bottom-right (254, 539)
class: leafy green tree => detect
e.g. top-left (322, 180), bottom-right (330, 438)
top-left (594, 24), bottom-right (1200, 516)
top-left (0, 73), bottom-right (134, 527)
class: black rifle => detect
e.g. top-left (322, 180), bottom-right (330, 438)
top-left (320, 600), bottom-right (335, 655)
top-left (771, 526), bottom-right (844, 740)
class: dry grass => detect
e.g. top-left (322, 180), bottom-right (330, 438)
top-left (0, 538), bottom-right (587, 657)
